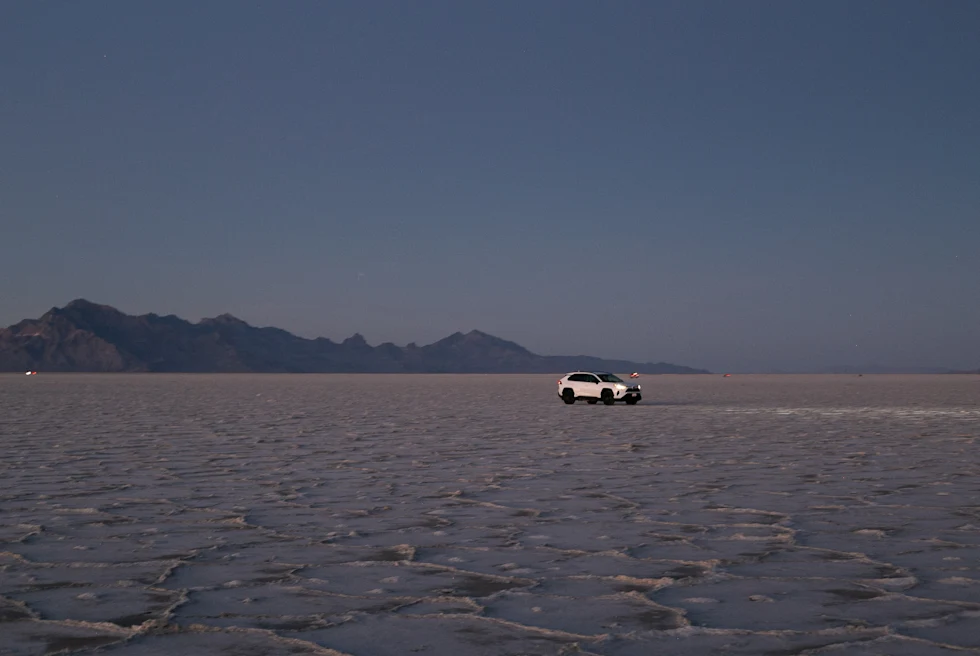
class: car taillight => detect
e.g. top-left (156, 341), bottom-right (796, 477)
top-left (558, 379), bottom-right (562, 384)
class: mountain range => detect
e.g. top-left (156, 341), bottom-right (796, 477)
top-left (0, 300), bottom-right (709, 374)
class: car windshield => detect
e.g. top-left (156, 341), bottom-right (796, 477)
top-left (597, 373), bottom-right (623, 383)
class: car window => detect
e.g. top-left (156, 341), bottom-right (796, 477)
top-left (585, 374), bottom-right (599, 384)
top-left (568, 374), bottom-right (582, 382)
top-left (597, 373), bottom-right (623, 383)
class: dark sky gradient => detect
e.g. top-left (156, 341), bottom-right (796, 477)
top-left (2, 1), bottom-right (978, 372)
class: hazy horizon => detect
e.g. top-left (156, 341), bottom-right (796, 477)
top-left (2, 2), bottom-right (978, 372)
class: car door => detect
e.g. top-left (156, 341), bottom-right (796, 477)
top-left (580, 373), bottom-right (601, 398)
top-left (567, 373), bottom-right (588, 397)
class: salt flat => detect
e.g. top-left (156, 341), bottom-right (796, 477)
top-left (1, 373), bottom-right (979, 655)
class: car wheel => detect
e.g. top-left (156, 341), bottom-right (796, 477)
top-left (562, 389), bottom-right (575, 404)
top-left (586, 399), bottom-right (598, 404)
top-left (625, 397), bottom-right (639, 405)
top-left (601, 389), bottom-right (615, 405)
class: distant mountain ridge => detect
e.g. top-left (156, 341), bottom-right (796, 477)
top-left (0, 300), bottom-right (709, 374)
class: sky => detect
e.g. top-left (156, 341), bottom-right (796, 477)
top-left (1, 1), bottom-right (978, 373)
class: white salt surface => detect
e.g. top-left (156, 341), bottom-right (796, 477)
top-left (1, 373), bottom-right (979, 655)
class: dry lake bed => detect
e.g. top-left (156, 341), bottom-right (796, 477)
top-left (1, 373), bottom-right (979, 655)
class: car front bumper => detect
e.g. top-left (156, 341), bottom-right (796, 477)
top-left (614, 386), bottom-right (642, 399)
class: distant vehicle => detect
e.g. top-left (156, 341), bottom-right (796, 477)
top-left (557, 372), bottom-right (642, 405)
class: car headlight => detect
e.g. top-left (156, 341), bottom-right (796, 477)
top-left (614, 384), bottom-right (626, 390)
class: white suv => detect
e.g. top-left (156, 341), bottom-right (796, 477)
top-left (557, 372), bottom-right (642, 405)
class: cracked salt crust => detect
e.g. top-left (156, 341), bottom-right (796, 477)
top-left (1, 373), bottom-right (979, 654)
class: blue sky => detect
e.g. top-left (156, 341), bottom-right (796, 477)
top-left (2, 1), bottom-right (978, 372)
